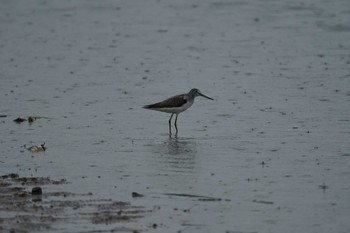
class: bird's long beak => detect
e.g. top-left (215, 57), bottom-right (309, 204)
top-left (199, 92), bottom-right (214, 100)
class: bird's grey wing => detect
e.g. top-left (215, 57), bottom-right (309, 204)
top-left (144, 94), bottom-right (187, 109)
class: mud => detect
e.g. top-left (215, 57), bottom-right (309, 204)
top-left (0, 174), bottom-right (151, 232)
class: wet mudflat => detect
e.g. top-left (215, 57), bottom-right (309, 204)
top-left (1, 0), bottom-right (350, 232)
top-left (0, 173), bottom-right (152, 232)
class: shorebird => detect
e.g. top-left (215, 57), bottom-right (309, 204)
top-left (143, 88), bottom-right (213, 134)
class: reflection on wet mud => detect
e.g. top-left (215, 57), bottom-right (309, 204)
top-left (150, 137), bottom-right (198, 173)
top-left (163, 137), bottom-right (197, 172)
top-left (166, 137), bottom-right (196, 156)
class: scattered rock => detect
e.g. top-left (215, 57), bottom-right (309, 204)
top-left (31, 187), bottom-right (42, 195)
top-left (13, 116), bottom-right (36, 124)
top-left (14, 117), bottom-right (27, 123)
top-left (28, 116), bottom-right (34, 123)
top-left (1, 173), bottom-right (19, 179)
top-left (132, 192), bottom-right (144, 198)
top-left (164, 193), bottom-right (222, 201)
top-left (198, 198), bottom-right (222, 202)
top-left (253, 199), bottom-right (274, 205)
top-left (319, 183), bottom-right (329, 191)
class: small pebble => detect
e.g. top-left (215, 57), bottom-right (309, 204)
top-left (28, 116), bottom-right (34, 123)
top-left (14, 117), bottom-right (27, 123)
top-left (132, 192), bottom-right (144, 198)
top-left (32, 187), bottom-right (42, 195)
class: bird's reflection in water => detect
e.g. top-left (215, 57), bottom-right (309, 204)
top-left (166, 136), bottom-right (195, 155)
top-left (158, 136), bottom-right (197, 172)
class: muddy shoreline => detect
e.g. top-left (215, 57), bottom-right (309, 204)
top-left (0, 173), bottom-right (153, 232)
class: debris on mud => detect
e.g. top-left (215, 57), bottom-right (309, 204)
top-left (31, 186), bottom-right (43, 195)
top-left (132, 192), bottom-right (144, 198)
top-left (28, 143), bottom-right (46, 152)
top-left (91, 201), bottom-right (147, 224)
top-left (252, 199), bottom-right (274, 205)
top-left (0, 174), bottom-right (152, 232)
top-left (13, 116), bottom-right (37, 124)
top-left (28, 116), bottom-right (34, 123)
top-left (13, 117), bottom-right (27, 123)
top-left (318, 182), bottom-right (329, 192)
top-left (164, 193), bottom-right (226, 202)
top-left (1, 173), bottom-right (66, 186)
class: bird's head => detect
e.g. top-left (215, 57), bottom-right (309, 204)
top-left (189, 88), bottom-right (213, 100)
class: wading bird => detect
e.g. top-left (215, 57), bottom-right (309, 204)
top-left (143, 88), bottom-right (213, 135)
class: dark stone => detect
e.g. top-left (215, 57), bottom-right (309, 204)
top-left (132, 192), bottom-right (144, 198)
top-left (32, 187), bottom-right (42, 195)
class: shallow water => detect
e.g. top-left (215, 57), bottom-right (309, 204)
top-left (1, 0), bottom-right (350, 232)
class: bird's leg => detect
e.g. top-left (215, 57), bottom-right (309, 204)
top-left (174, 114), bottom-right (179, 133)
top-left (169, 113), bottom-right (174, 135)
